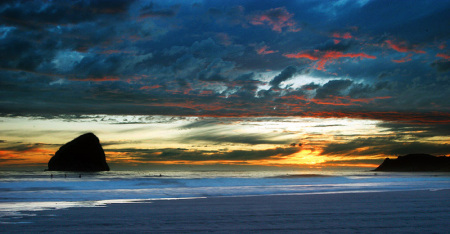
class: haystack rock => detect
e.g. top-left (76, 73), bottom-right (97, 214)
top-left (48, 133), bottom-right (110, 171)
top-left (374, 154), bottom-right (450, 172)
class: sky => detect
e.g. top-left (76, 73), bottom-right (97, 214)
top-left (0, 0), bottom-right (449, 170)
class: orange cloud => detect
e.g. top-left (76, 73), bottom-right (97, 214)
top-left (0, 147), bottom-right (54, 167)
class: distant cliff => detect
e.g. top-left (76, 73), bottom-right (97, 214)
top-left (48, 133), bottom-right (110, 171)
top-left (374, 154), bottom-right (450, 172)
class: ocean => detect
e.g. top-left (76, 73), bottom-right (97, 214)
top-left (1, 168), bottom-right (449, 220)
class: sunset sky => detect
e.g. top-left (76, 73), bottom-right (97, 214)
top-left (0, 0), bottom-right (449, 169)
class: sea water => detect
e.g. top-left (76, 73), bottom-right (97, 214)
top-left (1, 168), bottom-right (449, 220)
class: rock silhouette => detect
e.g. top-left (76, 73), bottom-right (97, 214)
top-left (48, 133), bottom-right (110, 171)
top-left (374, 154), bottom-right (450, 172)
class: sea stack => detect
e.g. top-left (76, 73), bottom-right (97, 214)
top-left (48, 133), bottom-right (110, 171)
top-left (374, 154), bottom-right (450, 172)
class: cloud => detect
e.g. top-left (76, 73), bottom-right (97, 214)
top-left (139, 2), bottom-right (178, 18)
top-left (269, 66), bottom-right (297, 88)
top-left (321, 137), bottom-right (450, 157)
top-left (0, 0), bottom-right (448, 124)
top-left (249, 7), bottom-right (300, 32)
top-left (431, 60), bottom-right (450, 73)
top-left (179, 118), bottom-right (293, 145)
top-left (256, 45), bottom-right (278, 55)
top-left (283, 52), bottom-right (319, 60)
top-left (106, 147), bottom-right (301, 162)
top-left (436, 53), bottom-right (450, 60)
top-left (377, 122), bottom-right (450, 138)
top-left (283, 50), bottom-right (376, 71)
top-left (314, 51), bottom-right (376, 71)
top-left (183, 130), bottom-right (291, 145)
top-left (331, 32), bottom-right (353, 39)
top-left (385, 40), bottom-right (426, 54)
top-left (0, 0), bottom-right (132, 30)
top-left (315, 80), bottom-right (353, 99)
top-left (392, 54), bottom-right (413, 63)
top-left (1, 143), bottom-right (46, 152)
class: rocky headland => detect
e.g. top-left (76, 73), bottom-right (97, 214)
top-left (48, 133), bottom-right (110, 171)
top-left (374, 154), bottom-right (450, 172)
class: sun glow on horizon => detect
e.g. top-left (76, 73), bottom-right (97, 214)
top-left (0, 115), bottom-right (403, 169)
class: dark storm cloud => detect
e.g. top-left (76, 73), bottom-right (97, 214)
top-left (314, 80), bottom-right (353, 99)
top-left (183, 131), bottom-right (290, 145)
top-left (1, 143), bottom-right (44, 152)
top-left (178, 118), bottom-right (292, 145)
top-left (377, 122), bottom-right (450, 139)
top-left (106, 147), bottom-right (300, 162)
top-left (139, 2), bottom-right (179, 18)
top-left (347, 81), bottom-right (390, 98)
top-left (321, 137), bottom-right (450, 157)
top-left (180, 119), bottom-right (224, 129)
top-left (0, 0), bottom-right (132, 30)
top-left (269, 66), bottom-right (297, 88)
top-left (431, 60), bottom-right (450, 73)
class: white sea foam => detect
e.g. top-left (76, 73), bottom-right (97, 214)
top-left (0, 169), bottom-right (449, 219)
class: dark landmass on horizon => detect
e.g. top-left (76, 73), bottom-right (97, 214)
top-left (374, 154), bottom-right (450, 172)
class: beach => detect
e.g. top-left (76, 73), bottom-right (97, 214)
top-left (3, 189), bottom-right (450, 233)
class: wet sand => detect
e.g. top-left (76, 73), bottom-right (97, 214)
top-left (3, 189), bottom-right (450, 233)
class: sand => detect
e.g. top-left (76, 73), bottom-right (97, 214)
top-left (3, 189), bottom-right (450, 233)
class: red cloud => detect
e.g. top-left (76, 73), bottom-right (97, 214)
top-left (278, 95), bottom-right (391, 107)
top-left (436, 53), bottom-right (450, 60)
top-left (140, 85), bottom-right (161, 90)
top-left (215, 33), bottom-right (232, 46)
top-left (283, 52), bottom-right (318, 60)
top-left (71, 76), bottom-right (120, 82)
top-left (312, 96), bottom-right (391, 106)
top-left (200, 90), bottom-right (213, 95)
top-left (332, 32), bottom-right (353, 39)
top-left (250, 7), bottom-right (300, 33)
top-left (315, 51), bottom-right (376, 71)
top-left (302, 111), bottom-right (450, 124)
top-left (283, 51), bottom-right (376, 71)
top-left (392, 54), bottom-right (413, 63)
top-left (256, 45), bottom-right (278, 55)
top-left (385, 40), bottom-right (425, 54)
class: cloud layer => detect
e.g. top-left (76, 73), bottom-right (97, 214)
top-left (0, 0), bottom-right (449, 167)
top-left (0, 0), bottom-right (448, 123)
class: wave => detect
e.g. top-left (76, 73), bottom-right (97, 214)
top-left (0, 169), bottom-right (449, 218)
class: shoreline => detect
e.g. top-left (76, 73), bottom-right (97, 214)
top-left (3, 189), bottom-right (450, 233)
top-left (1, 187), bottom-right (446, 218)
